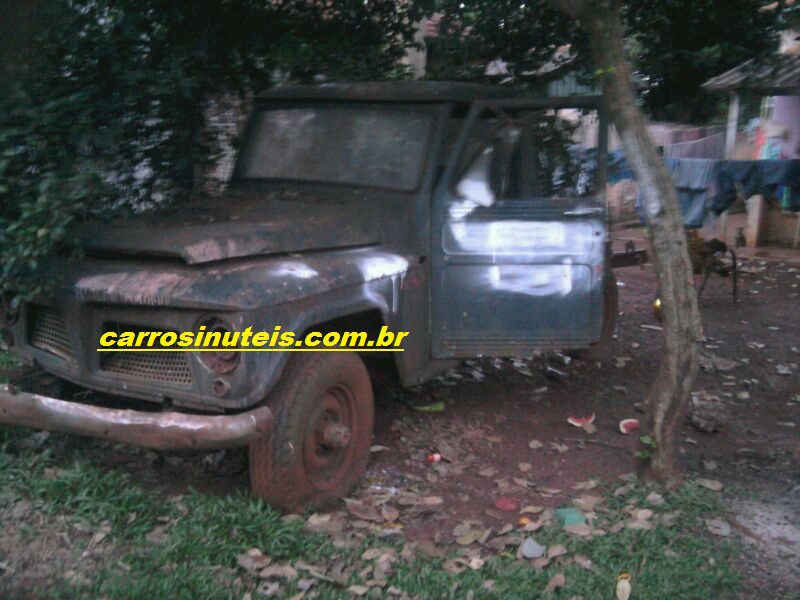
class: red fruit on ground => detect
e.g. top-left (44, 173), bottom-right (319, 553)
top-left (494, 497), bottom-right (521, 512)
top-left (619, 418), bottom-right (640, 434)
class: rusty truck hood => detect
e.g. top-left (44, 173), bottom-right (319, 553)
top-left (79, 191), bottom-right (379, 264)
top-left (59, 247), bottom-right (412, 310)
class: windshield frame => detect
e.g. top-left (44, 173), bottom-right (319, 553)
top-left (232, 101), bottom-right (439, 194)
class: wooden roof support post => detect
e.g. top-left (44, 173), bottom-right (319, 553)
top-left (725, 92), bottom-right (740, 160)
top-left (720, 92), bottom-right (741, 243)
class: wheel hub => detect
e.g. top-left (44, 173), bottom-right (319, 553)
top-left (320, 422), bottom-right (351, 449)
top-left (302, 385), bottom-right (357, 489)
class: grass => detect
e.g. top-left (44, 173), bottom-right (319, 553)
top-left (0, 349), bottom-right (741, 598)
top-left (0, 348), bottom-right (20, 380)
top-left (0, 444), bottom-right (741, 598)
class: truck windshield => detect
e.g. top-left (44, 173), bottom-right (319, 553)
top-left (238, 107), bottom-right (433, 191)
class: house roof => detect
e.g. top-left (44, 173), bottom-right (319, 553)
top-left (256, 81), bottom-right (534, 103)
top-left (702, 54), bottom-right (800, 95)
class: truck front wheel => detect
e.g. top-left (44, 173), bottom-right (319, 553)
top-left (249, 351), bottom-right (374, 513)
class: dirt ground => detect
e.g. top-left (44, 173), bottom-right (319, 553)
top-left (363, 230), bottom-right (800, 596)
top-left (2, 228), bottom-right (799, 597)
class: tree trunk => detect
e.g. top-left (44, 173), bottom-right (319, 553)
top-left (552, 0), bottom-right (703, 485)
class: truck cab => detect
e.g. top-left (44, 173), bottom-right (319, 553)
top-left (1, 82), bottom-right (612, 511)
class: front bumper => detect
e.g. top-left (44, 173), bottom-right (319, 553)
top-left (0, 383), bottom-right (273, 451)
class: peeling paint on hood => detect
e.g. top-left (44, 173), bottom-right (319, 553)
top-left (77, 191), bottom-right (380, 264)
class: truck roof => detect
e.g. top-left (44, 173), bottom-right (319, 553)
top-left (256, 81), bottom-right (529, 103)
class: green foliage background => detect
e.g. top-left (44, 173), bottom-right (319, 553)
top-left (0, 0), bottom-right (784, 300)
top-left (625, 0), bottom-right (780, 123)
top-left (0, 0), bottom-right (432, 298)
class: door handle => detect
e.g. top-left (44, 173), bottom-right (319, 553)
top-left (562, 207), bottom-right (603, 217)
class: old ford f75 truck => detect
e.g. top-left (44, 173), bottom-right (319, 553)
top-left (0, 82), bottom-right (616, 511)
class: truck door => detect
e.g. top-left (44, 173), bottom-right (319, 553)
top-left (431, 99), bottom-right (608, 358)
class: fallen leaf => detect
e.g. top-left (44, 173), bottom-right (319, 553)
top-left (528, 439), bottom-right (544, 450)
top-left (545, 572), bottom-right (566, 592)
top-left (563, 523), bottom-right (593, 536)
top-left (551, 443), bottom-right (569, 453)
top-left (295, 562), bottom-right (339, 585)
top-left (259, 565), bottom-right (298, 581)
top-left (520, 505), bottom-right (545, 514)
top-left (573, 479), bottom-right (599, 491)
top-left (145, 525), bottom-right (169, 545)
top-left (614, 357), bottom-right (631, 368)
top-left (347, 585), bottom-right (370, 596)
top-left (706, 518), bottom-right (731, 537)
top-left (613, 484), bottom-right (635, 497)
top-left (486, 535), bottom-right (520, 551)
top-left (521, 517), bottom-right (548, 532)
top-left (421, 496), bottom-right (444, 506)
top-left (255, 581), bottom-right (280, 597)
top-left (346, 502), bottom-right (383, 522)
top-left (456, 530), bottom-right (484, 546)
top-left (697, 478), bottom-right (723, 492)
top-left (547, 544), bottom-right (568, 560)
top-left (646, 492), bottom-right (665, 506)
top-left (237, 548), bottom-right (272, 575)
top-left (711, 356), bottom-right (740, 372)
top-left (88, 523), bottom-right (112, 548)
top-left (381, 505), bottom-right (399, 523)
top-left (361, 548), bottom-right (387, 561)
top-left (573, 494), bottom-right (603, 511)
top-left (624, 518), bottom-right (653, 531)
top-left (573, 554), bottom-right (595, 571)
top-left (370, 445), bottom-right (390, 453)
top-left (518, 462), bottom-right (532, 472)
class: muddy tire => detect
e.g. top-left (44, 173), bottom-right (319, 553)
top-left (249, 352), bottom-right (374, 513)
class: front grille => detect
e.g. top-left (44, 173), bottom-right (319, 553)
top-left (30, 306), bottom-right (75, 360)
top-left (101, 351), bottom-right (193, 386)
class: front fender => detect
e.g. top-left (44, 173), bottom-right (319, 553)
top-left (238, 269), bottom-right (416, 408)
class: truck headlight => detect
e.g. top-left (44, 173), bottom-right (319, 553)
top-left (196, 316), bottom-right (240, 374)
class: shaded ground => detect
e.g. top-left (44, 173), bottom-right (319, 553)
top-left (363, 231), bottom-right (800, 595)
top-left (1, 229), bottom-right (798, 598)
